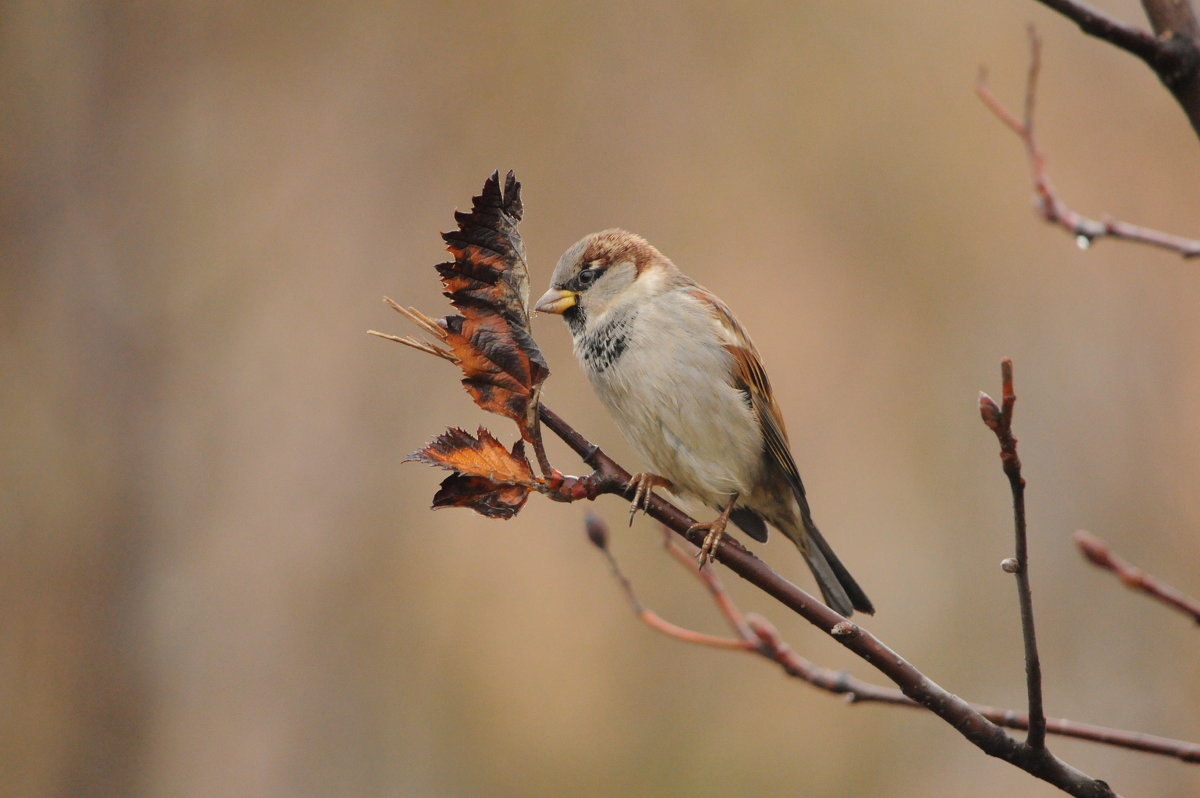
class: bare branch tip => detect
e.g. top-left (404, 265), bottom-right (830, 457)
top-left (1025, 23), bottom-right (1042, 70)
top-left (1074, 530), bottom-right (1109, 566)
top-left (1000, 359), bottom-right (1016, 404)
top-left (585, 512), bottom-right (609, 550)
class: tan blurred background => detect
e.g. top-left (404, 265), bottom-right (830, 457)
top-left (4, 1), bottom-right (1200, 796)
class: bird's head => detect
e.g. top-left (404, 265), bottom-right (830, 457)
top-left (534, 229), bottom-right (676, 335)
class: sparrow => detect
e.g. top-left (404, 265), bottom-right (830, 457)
top-left (534, 229), bottom-right (873, 616)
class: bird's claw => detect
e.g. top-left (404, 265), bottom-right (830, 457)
top-left (689, 522), bottom-right (726, 568)
top-left (687, 494), bottom-right (739, 569)
top-left (626, 472), bottom-right (671, 525)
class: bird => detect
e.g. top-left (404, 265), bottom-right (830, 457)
top-left (534, 229), bottom-right (873, 616)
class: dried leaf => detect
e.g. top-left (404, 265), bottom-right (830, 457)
top-left (433, 171), bottom-right (549, 439)
top-left (405, 427), bottom-right (534, 485)
top-left (431, 473), bottom-right (530, 519)
top-left (438, 170), bottom-right (530, 326)
top-left (441, 309), bottom-right (548, 426)
top-left (406, 427), bottom-right (535, 519)
top-left (375, 171), bottom-right (553, 494)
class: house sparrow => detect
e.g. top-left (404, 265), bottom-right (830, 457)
top-left (534, 229), bottom-right (873, 616)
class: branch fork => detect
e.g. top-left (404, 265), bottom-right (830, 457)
top-left (977, 26), bottom-right (1200, 258)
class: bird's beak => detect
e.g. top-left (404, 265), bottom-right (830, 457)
top-left (533, 288), bottom-right (577, 315)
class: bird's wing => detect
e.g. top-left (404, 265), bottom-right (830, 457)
top-left (686, 287), bottom-right (810, 508)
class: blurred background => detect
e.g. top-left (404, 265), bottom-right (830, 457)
top-left (4, 2), bottom-right (1199, 796)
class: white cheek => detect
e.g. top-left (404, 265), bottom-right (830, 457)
top-left (578, 262), bottom-right (649, 328)
top-left (626, 265), bottom-right (666, 298)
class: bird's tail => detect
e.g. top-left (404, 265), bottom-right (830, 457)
top-left (791, 512), bottom-right (874, 617)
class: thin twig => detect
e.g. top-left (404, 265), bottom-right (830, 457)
top-left (368, 296), bottom-right (457, 360)
top-left (585, 513), bottom-right (750, 650)
top-left (976, 27), bottom-right (1200, 258)
top-left (526, 386), bottom-right (556, 480)
top-left (981, 359), bottom-right (1047, 750)
top-left (659, 528), bottom-right (757, 641)
top-left (1074, 530), bottom-right (1200, 623)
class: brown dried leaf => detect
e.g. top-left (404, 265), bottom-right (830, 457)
top-left (431, 473), bottom-right (530, 519)
top-left (441, 308), bottom-right (548, 427)
top-left (374, 171), bottom-right (552, 484)
top-left (433, 171), bottom-right (549, 438)
top-left (405, 427), bottom-right (534, 486)
top-left (406, 427), bottom-right (535, 519)
top-left (438, 170), bottom-right (531, 326)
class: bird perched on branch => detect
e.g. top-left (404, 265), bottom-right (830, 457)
top-left (534, 229), bottom-right (873, 616)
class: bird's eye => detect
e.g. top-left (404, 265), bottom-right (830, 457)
top-left (577, 267), bottom-right (599, 287)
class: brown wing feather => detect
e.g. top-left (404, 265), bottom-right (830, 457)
top-left (723, 341), bottom-right (810, 503)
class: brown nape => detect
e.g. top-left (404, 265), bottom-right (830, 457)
top-left (583, 229), bottom-right (665, 275)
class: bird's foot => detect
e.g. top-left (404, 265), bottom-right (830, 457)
top-left (626, 472), bottom-right (672, 525)
top-left (688, 495), bottom-right (738, 568)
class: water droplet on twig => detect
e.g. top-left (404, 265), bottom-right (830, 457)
top-left (1075, 234), bottom-right (1092, 251)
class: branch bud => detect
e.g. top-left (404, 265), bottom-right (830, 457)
top-left (979, 391), bottom-right (1003, 431)
top-left (830, 622), bottom-right (860, 638)
top-left (584, 512), bottom-right (609, 550)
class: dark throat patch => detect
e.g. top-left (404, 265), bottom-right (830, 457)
top-left (564, 304), bottom-right (585, 335)
top-left (578, 312), bottom-right (634, 372)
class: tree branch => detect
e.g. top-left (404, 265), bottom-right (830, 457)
top-left (1074, 530), bottom-right (1200, 623)
top-left (980, 359), bottom-right (1047, 750)
top-left (1033, 0), bottom-right (1200, 137)
top-left (589, 517), bottom-right (1200, 764)
top-left (538, 402), bottom-right (1119, 797)
top-left (977, 26), bottom-right (1200, 258)
top-left (1035, 0), bottom-right (1166, 63)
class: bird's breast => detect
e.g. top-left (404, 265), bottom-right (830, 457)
top-left (575, 300), bottom-right (765, 507)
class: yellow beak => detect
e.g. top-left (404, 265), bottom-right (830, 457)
top-left (533, 288), bottom-right (577, 315)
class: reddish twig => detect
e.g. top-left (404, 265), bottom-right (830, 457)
top-left (976, 26), bottom-right (1200, 258)
top-left (585, 513), bottom-right (748, 650)
top-left (587, 516), bottom-right (1200, 764)
top-left (540, 404), bottom-right (1118, 797)
top-left (1074, 530), bottom-right (1200, 623)
top-left (658, 528), bottom-right (756, 641)
top-left (981, 358), bottom-right (1047, 750)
